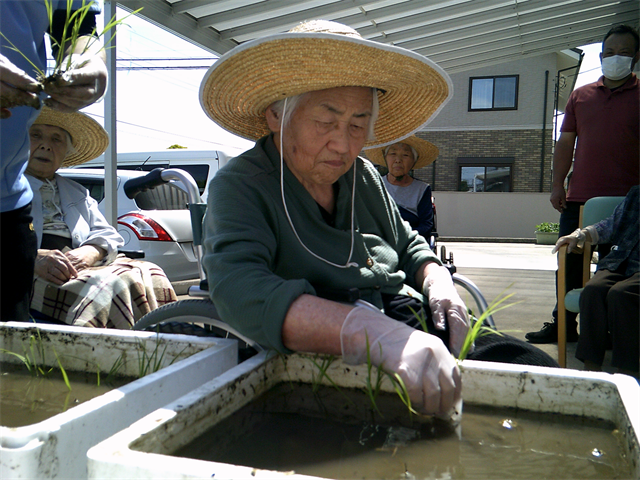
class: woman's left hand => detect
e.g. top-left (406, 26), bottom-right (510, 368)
top-left (422, 266), bottom-right (470, 358)
top-left (65, 245), bottom-right (105, 272)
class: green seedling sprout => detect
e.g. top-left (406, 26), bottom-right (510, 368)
top-left (363, 334), bottom-right (386, 416)
top-left (457, 288), bottom-right (520, 361)
top-left (308, 354), bottom-right (337, 393)
top-left (1, 328), bottom-right (70, 390)
top-left (0, 0), bottom-right (142, 99)
top-left (136, 333), bottom-right (187, 378)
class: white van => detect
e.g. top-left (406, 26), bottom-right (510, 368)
top-left (79, 148), bottom-right (246, 199)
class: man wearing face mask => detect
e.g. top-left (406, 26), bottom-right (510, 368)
top-left (527, 24), bottom-right (640, 344)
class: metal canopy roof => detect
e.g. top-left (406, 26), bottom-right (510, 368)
top-left (118, 0), bottom-right (639, 74)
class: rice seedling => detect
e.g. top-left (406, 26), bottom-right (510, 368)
top-left (0, 0), bottom-right (142, 109)
top-left (308, 354), bottom-right (337, 393)
top-left (135, 334), bottom-right (187, 378)
top-left (0, 328), bottom-right (71, 390)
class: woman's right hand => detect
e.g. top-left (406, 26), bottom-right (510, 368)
top-left (340, 304), bottom-right (462, 416)
top-left (35, 249), bottom-right (78, 285)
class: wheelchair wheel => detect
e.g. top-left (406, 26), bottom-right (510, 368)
top-left (133, 299), bottom-right (263, 361)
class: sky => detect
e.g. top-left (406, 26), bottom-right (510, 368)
top-left (78, 8), bottom-right (254, 154)
top-left (78, 8), bottom-right (605, 154)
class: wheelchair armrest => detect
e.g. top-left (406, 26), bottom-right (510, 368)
top-left (119, 249), bottom-right (145, 259)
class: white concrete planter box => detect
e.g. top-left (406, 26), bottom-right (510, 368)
top-left (88, 352), bottom-right (639, 479)
top-left (0, 322), bottom-right (237, 479)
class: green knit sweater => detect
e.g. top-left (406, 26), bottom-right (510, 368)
top-left (202, 135), bottom-right (440, 352)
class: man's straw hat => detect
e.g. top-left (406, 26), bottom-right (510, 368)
top-left (366, 135), bottom-right (439, 170)
top-left (32, 107), bottom-right (109, 167)
top-left (200, 20), bottom-right (453, 148)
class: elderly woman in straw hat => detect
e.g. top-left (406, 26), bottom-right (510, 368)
top-left (25, 107), bottom-right (177, 329)
top-left (368, 135), bottom-right (438, 240)
top-left (200, 20), bottom-right (557, 417)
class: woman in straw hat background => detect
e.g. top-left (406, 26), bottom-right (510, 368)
top-left (201, 20), bottom-right (557, 418)
top-left (367, 136), bottom-right (438, 240)
top-left (25, 107), bottom-right (177, 329)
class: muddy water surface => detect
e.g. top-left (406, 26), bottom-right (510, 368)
top-left (174, 382), bottom-right (634, 480)
top-left (0, 365), bottom-right (131, 427)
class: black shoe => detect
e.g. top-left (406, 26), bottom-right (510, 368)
top-left (525, 322), bottom-right (579, 344)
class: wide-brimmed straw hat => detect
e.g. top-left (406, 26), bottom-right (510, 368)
top-left (366, 135), bottom-right (439, 170)
top-left (32, 107), bottom-right (109, 167)
top-left (200, 19), bottom-right (453, 148)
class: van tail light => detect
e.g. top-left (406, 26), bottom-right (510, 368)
top-left (118, 213), bottom-right (173, 241)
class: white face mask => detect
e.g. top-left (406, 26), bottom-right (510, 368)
top-left (601, 55), bottom-right (634, 81)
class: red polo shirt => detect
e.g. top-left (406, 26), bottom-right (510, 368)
top-left (561, 73), bottom-right (639, 202)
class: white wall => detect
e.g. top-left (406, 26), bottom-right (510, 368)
top-left (426, 53), bottom-right (558, 132)
top-left (433, 192), bottom-right (558, 239)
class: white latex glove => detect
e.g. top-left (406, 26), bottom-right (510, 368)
top-left (422, 267), bottom-right (470, 358)
top-left (552, 227), bottom-right (597, 254)
top-left (340, 304), bottom-right (462, 417)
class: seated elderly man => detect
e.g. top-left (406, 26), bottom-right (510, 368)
top-left (26, 107), bottom-right (177, 329)
top-left (201, 20), bottom-right (557, 417)
top-left (553, 185), bottom-right (639, 377)
top-left (367, 135), bottom-right (438, 240)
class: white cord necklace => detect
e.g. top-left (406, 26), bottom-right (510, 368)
top-left (279, 98), bottom-right (359, 269)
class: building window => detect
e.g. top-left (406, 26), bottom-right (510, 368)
top-left (458, 157), bottom-right (514, 192)
top-left (469, 75), bottom-right (518, 111)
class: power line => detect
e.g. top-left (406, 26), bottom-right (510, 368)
top-left (84, 112), bottom-right (234, 149)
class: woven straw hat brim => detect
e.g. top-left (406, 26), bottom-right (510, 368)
top-left (200, 33), bottom-right (453, 148)
top-left (365, 136), bottom-right (439, 170)
top-left (33, 107), bottom-right (109, 167)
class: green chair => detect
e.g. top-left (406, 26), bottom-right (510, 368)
top-left (556, 195), bottom-right (625, 367)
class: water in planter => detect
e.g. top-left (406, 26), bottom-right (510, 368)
top-left (0, 364), bottom-right (132, 427)
top-left (173, 382), bottom-right (633, 480)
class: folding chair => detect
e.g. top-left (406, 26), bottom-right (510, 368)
top-left (556, 195), bottom-right (625, 367)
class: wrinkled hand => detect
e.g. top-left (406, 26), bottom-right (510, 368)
top-left (552, 228), bottom-right (587, 254)
top-left (341, 304), bottom-right (462, 416)
top-left (66, 245), bottom-right (104, 270)
top-left (35, 249), bottom-right (78, 285)
top-left (43, 53), bottom-right (107, 112)
top-left (0, 54), bottom-right (41, 118)
top-left (550, 185), bottom-right (567, 212)
top-left (423, 267), bottom-right (470, 358)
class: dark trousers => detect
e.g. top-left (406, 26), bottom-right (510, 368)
top-left (0, 203), bottom-right (38, 322)
top-left (575, 269), bottom-right (640, 372)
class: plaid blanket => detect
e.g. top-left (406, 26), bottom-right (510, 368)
top-left (30, 256), bottom-right (177, 329)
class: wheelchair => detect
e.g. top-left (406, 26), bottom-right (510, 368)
top-left (130, 169), bottom-right (495, 360)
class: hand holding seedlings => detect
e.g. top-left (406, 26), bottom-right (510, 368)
top-left (422, 265), bottom-right (471, 358)
top-left (0, 53), bottom-right (41, 118)
top-left (42, 48), bottom-right (107, 113)
top-left (341, 303), bottom-right (462, 417)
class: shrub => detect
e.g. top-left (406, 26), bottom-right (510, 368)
top-left (535, 222), bottom-right (559, 233)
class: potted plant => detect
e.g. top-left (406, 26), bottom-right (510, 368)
top-left (534, 222), bottom-right (559, 245)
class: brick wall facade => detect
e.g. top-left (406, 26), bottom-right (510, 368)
top-left (407, 129), bottom-right (553, 193)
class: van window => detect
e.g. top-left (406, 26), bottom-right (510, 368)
top-left (118, 163), bottom-right (210, 195)
top-left (65, 174), bottom-right (188, 211)
top-left (169, 164), bottom-right (209, 194)
top-left (135, 184), bottom-right (188, 210)
top-left (71, 177), bottom-right (105, 203)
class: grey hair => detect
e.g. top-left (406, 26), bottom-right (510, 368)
top-left (269, 87), bottom-right (379, 141)
top-left (383, 143), bottom-right (418, 162)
